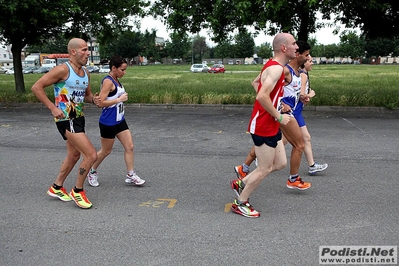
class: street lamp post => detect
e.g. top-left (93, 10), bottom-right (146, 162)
top-left (90, 39), bottom-right (94, 65)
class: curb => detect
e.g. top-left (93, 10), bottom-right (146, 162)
top-left (1, 102), bottom-right (398, 116)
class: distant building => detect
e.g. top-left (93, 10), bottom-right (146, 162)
top-left (155, 37), bottom-right (165, 46)
top-left (381, 56), bottom-right (398, 64)
top-left (0, 45), bottom-right (14, 68)
top-left (87, 38), bottom-right (100, 65)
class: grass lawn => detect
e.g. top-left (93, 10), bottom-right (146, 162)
top-left (1, 64), bottom-right (398, 108)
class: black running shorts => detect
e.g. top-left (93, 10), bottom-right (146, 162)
top-left (56, 116), bottom-right (86, 140)
top-left (251, 130), bottom-right (282, 148)
top-left (99, 119), bottom-right (129, 139)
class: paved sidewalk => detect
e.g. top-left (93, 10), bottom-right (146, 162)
top-left (0, 105), bottom-right (398, 266)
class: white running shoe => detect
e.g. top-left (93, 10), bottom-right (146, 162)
top-left (87, 171), bottom-right (99, 187)
top-left (125, 173), bottom-right (146, 186)
top-left (308, 162), bottom-right (328, 175)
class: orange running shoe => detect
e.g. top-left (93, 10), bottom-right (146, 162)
top-left (286, 176), bottom-right (312, 190)
top-left (70, 189), bottom-right (92, 209)
top-left (47, 186), bottom-right (72, 202)
top-left (234, 165), bottom-right (248, 179)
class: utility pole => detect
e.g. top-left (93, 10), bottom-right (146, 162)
top-left (192, 37), bottom-right (194, 64)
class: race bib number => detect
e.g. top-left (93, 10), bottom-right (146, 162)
top-left (276, 96), bottom-right (283, 113)
top-left (116, 102), bottom-right (124, 121)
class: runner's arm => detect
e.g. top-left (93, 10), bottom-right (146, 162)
top-left (96, 78), bottom-right (127, 108)
top-left (257, 65), bottom-right (284, 120)
top-left (251, 73), bottom-right (261, 92)
top-left (31, 65), bottom-right (68, 119)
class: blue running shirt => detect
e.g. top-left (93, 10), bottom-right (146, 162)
top-left (282, 64), bottom-right (302, 110)
top-left (99, 76), bottom-right (126, 126)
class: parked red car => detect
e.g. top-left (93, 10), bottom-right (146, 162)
top-left (208, 64), bottom-right (225, 73)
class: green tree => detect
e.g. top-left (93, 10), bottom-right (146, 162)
top-left (26, 35), bottom-right (69, 54)
top-left (310, 44), bottom-right (326, 58)
top-left (0, 0), bottom-right (148, 93)
top-left (150, 0), bottom-right (325, 43)
top-left (234, 30), bottom-right (255, 58)
top-left (307, 37), bottom-right (317, 50)
top-left (326, 0), bottom-right (399, 40)
top-left (323, 44), bottom-right (339, 59)
top-left (155, 42), bottom-right (168, 63)
top-left (214, 40), bottom-right (233, 60)
top-left (338, 31), bottom-right (365, 59)
top-left (192, 35), bottom-right (208, 63)
top-left (257, 43), bottom-right (273, 60)
top-left (139, 30), bottom-right (159, 63)
top-left (100, 30), bottom-right (164, 65)
top-left (393, 39), bottom-right (399, 57)
top-left (366, 38), bottom-right (397, 57)
top-left (0, 0), bottom-right (75, 93)
top-left (151, 0), bottom-right (399, 57)
top-left (164, 32), bottom-right (191, 63)
top-left (100, 31), bottom-right (142, 63)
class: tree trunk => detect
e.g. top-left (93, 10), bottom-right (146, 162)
top-left (11, 40), bottom-right (26, 93)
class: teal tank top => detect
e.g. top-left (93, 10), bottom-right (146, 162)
top-left (54, 62), bottom-right (89, 122)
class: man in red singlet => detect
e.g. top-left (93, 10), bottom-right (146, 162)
top-left (229, 33), bottom-right (298, 218)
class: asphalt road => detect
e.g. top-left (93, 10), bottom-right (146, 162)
top-left (1, 104), bottom-right (398, 266)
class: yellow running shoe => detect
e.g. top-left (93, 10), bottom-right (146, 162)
top-left (70, 189), bottom-right (92, 209)
top-left (47, 186), bottom-right (72, 202)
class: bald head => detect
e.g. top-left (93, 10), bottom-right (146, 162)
top-left (67, 38), bottom-right (89, 67)
top-left (68, 38), bottom-right (85, 54)
top-left (272, 33), bottom-right (292, 52)
top-left (271, 32), bottom-right (298, 64)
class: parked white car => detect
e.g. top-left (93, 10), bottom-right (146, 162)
top-left (190, 64), bottom-right (209, 73)
top-left (99, 65), bottom-right (110, 73)
top-left (5, 67), bottom-right (14, 75)
top-left (0, 67), bottom-right (8, 74)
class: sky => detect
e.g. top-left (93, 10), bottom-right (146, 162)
top-left (140, 16), bottom-right (357, 46)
